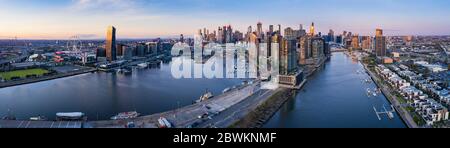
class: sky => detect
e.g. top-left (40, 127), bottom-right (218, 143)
top-left (0, 0), bottom-right (449, 39)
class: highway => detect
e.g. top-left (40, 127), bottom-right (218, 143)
top-left (197, 89), bottom-right (275, 128)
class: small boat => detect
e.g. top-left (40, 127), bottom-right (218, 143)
top-left (56, 112), bottom-right (86, 121)
top-left (111, 111), bottom-right (140, 120)
top-left (196, 90), bottom-right (214, 103)
top-left (366, 88), bottom-right (372, 97)
top-left (30, 116), bottom-right (47, 121)
top-left (383, 105), bottom-right (395, 119)
top-left (222, 87), bottom-right (231, 94)
top-left (137, 63), bottom-right (148, 69)
top-left (158, 117), bottom-right (172, 128)
top-left (387, 112), bottom-right (394, 119)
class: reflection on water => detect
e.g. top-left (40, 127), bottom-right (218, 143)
top-left (0, 57), bottom-right (245, 120)
top-left (264, 52), bottom-right (406, 128)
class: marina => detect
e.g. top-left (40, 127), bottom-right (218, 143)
top-left (373, 105), bottom-right (396, 120)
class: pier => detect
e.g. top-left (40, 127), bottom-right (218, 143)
top-left (363, 62), bottom-right (418, 128)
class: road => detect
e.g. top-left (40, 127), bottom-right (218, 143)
top-left (1, 78), bottom-right (285, 128)
top-left (86, 80), bottom-right (264, 128)
top-left (197, 89), bottom-right (275, 128)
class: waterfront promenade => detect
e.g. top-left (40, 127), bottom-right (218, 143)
top-left (363, 63), bottom-right (419, 128)
top-left (87, 80), bottom-right (275, 128)
top-left (0, 79), bottom-right (290, 128)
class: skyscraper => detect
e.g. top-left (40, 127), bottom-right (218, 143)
top-left (217, 27), bottom-right (224, 44)
top-left (327, 29), bottom-right (335, 42)
top-left (298, 36), bottom-right (311, 65)
top-left (226, 25), bottom-right (233, 43)
top-left (106, 26), bottom-right (117, 62)
top-left (280, 38), bottom-right (298, 75)
top-left (336, 35), bottom-right (343, 44)
top-left (309, 22), bottom-right (315, 36)
top-left (352, 35), bottom-right (360, 49)
top-left (361, 36), bottom-right (372, 50)
top-left (180, 34), bottom-right (184, 43)
top-left (278, 24), bottom-right (281, 33)
top-left (375, 28), bottom-right (386, 57)
top-left (257, 22), bottom-right (263, 38)
top-left (311, 37), bottom-right (325, 58)
top-left (116, 44), bottom-right (126, 56)
top-left (284, 27), bottom-right (296, 40)
top-left (269, 25), bottom-right (274, 35)
top-left (376, 29), bottom-right (383, 37)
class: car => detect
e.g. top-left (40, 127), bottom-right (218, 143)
top-left (127, 122), bottom-right (136, 128)
top-left (205, 105), bottom-right (212, 110)
top-left (198, 113), bottom-right (210, 120)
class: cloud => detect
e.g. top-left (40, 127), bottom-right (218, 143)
top-left (69, 0), bottom-right (163, 21)
top-left (74, 34), bottom-right (99, 39)
top-left (71, 0), bottom-right (136, 10)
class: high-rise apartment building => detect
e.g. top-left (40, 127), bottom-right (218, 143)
top-left (309, 22), bottom-right (315, 36)
top-left (352, 35), bottom-right (360, 49)
top-left (106, 26), bottom-right (117, 62)
top-left (375, 28), bottom-right (387, 57)
top-left (280, 38), bottom-right (297, 75)
top-left (257, 22), bottom-right (263, 39)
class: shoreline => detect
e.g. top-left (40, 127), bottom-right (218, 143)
top-left (229, 88), bottom-right (296, 128)
top-left (229, 58), bottom-right (324, 128)
top-left (362, 61), bottom-right (418, 128)
top-left (0, 68), bottom-right (97, 89)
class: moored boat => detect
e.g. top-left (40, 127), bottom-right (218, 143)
top-left (111, 111), bottom-right (140, 120)
top-left (30, 116), bottom-right (48, 121)
top-left (196, 90), bottom-right (214, 103)
top-left (137, 63), bottom-right (148, 69)
top-left (56, 112), bottom-right (86, 121)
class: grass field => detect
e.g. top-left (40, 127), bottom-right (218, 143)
top-left (0, 69), bottom-right (50, 80)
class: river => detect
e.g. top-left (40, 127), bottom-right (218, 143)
top-left (264, 52), bottom-right (407, 128)
top-left (0, 56), bottom-right (244, 120)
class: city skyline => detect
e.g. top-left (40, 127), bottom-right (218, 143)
top-left (1, 0), bottom-right (450, 39)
